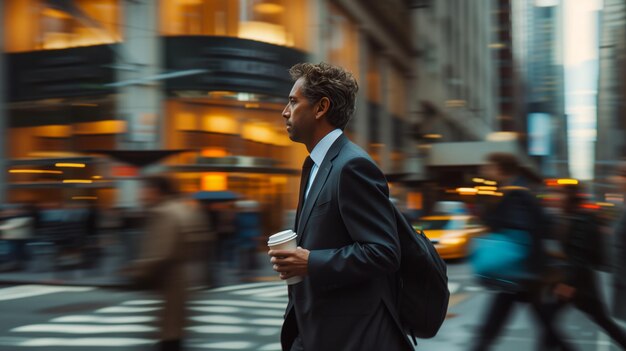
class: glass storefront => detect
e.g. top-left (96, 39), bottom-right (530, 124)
top-left (4, 0), bottom-right (121, 52)
top-left (164, 95), bottom-right (306, 232)
top-left (160, 0), bottom-right (309, 50)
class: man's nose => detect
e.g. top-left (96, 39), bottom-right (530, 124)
top-left (282, 105), bottom-right (289, 118)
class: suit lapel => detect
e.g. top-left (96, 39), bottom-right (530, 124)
top-left (296, 135), bottom-right (348, 245)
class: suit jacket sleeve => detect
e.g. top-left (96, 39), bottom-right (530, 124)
top-left (307, 157), bottom-right (401, 289)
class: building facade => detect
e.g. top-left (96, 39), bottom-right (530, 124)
top-left (411, 0), bottom-right (496, 144)
top-left (495, 0), bottom-right (525, 133)
top-left (595, 0), bottom-right (626, 186)
top-left (1, 0), bottom-right (416, 234)
top-left (523, 1), bottom-right (568, 177)
top-left (407, 0), bottom-right (500, 199)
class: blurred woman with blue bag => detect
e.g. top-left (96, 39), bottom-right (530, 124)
top-left (470, 153), bottom-right (573, 351)
top-left (541, 184), bottom-right (626, 349)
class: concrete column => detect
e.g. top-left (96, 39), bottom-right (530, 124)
top-left (0, 0), bottom-right (7, 204)
top-left (116, 0), bottom-right (162, 150)
top-left (354, 28), bottom-right (369, 149)
top-left (379, 55), bottom-right (391, 173)
top-left (308, 0), bottom-right (328, 63)
top-left (115, 0), bottom-right (163, 207)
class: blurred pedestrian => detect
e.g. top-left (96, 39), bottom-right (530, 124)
top-left (0, 205), bottom-right (35, 271)
top-left (471, 153), bottom-right (573, 351)
top-left (235, 200), bottom-right (261, 275)
top-left (82, 202), bottom-right (101, 269)
top-left (269, 62), bottom-right (413, 350)
top-left (124, 175), bottom-right (212, 351)
top-left (613, 162), bottom-right (626, 320)
top-left (214, 202), bottom-right (236, 266)
top-left (543, 183), bottom-right (626, 349)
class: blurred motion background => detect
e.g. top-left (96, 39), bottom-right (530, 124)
top-left (3, 0), bottom-right (622, 269)
top-left (0, 0), bottom-right (625, 350)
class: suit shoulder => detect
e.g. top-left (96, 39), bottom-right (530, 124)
top-left (336, 141), bottom-right (377, 167)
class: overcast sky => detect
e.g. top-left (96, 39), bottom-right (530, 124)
top-left (563, 0), bottom-right (602, 180)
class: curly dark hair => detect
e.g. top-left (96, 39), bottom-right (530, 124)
top-left (289, 62), bottom-right (359, 130)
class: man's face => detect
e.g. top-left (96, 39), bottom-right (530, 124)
top-left (282, 78), bottom-right (317, 144)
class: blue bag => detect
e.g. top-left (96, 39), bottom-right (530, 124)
top-left (470, 229), bottom-right (533, 288)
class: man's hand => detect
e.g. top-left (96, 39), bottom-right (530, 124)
top-left (268, 247), bottom-right (310, 280)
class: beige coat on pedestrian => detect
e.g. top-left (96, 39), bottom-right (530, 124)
top-left (131, 198), bottom-right (213, 340)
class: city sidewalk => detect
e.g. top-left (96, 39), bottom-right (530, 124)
top-left (0, 235), bottom-right (279, 288)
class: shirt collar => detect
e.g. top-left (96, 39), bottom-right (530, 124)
top-left (310, 129), bottom-right (343, 167)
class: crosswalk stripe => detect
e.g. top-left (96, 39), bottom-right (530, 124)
top-left (121, 300), bottom-right (162, 306)
top-left (193, 299), bottom-right (286, 309)
top-left (230, 285), bottom-right (285, 296)
top-left (0, 285), bottom-right (94, 302)
top-left (187, 325), bottom-right (250, 334)
top-left (191, 315), bottom-right (245, 324)
top-left (210, 282), bottom-right (280, 293)
top-left (258, 343), bottom-right (282, 351)
top-left (51, 315), bottom-right (157, 324)
top-left (257, 289), bottom-right (289, 298)
top-left (191, 315), bottom-right (283, 327)
top-left (189, 306), bottom-right (241, 313)
top-left (250, 318), bottom-right (283, 327)
top-left (190, 306), bottom-right (284, 317)
top-left (195, 341), bottom-right (255, 349)
top-left (17, 337), bottom-right (155, 347)
top-left (12, 324), bottom-right (156, 334)
top-left (96, 306), bottom-right (160, 314)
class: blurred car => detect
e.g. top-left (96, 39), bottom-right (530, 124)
top-left (433, 201), bottom-right (470, 215)
top-left (413, 215), bottom-right (486, 259)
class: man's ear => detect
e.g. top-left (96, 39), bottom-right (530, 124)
top-left (314, 97), bottom-right (330, 120)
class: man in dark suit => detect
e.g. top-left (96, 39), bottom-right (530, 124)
top-left (268, 62), bottom-right (413, 351)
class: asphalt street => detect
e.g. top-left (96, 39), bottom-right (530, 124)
top-left (0, 262), bottom-right (622, 351)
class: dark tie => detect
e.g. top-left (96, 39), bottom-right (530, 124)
top-left (294, 156), bottom-right (314, 231)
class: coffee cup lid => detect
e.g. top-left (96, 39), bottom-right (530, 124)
top-left (268, 229), bottom-right (297, 246)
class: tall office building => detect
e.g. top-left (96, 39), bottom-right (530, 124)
top-left (595, 0), bottom-right (626, 186)
top-left (411, 0), bottom-right (496, 143)
top-left (524, 1), bottom-right (568, 177)
top-left (406, 0), bottom-right (502, 209)
top-left (495, 0), bottom-right (526, 133)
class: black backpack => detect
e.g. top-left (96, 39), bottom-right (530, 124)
top-left (392, 205), bottom-right (450, 341)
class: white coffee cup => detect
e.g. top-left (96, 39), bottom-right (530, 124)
top-left (268, 229), bottom-right (303, 285)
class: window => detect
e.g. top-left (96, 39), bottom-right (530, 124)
top-left (160, 0), bottom-right (309, 49)
top-left (4, 0), bottom-right (121, 52)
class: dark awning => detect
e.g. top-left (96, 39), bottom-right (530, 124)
top-left (86, 149), bottom-right (189, 167)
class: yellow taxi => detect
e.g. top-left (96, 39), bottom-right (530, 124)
top-left (413, 215), bottom-right (486, 260)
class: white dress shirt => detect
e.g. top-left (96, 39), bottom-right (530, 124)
top-left (305, 129), bottom-right (343, 200)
